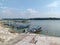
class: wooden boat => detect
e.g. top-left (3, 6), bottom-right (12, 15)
top-left (28, 27), bottom-right (42, 33)
top-left (4, 22), bottom-right (30, 29)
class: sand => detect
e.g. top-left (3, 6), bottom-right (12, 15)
top-left (15, 34), bottom-right (60, 45)
top-left (0, 24), bottom-right (60, 45)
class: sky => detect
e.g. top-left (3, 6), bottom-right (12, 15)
top-left (0, 0), bottom-right (60, 18)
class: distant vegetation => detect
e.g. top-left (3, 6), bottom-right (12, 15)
top-left (29, 18), bottom-right (60, 20)
top-left (2, 18), bottom-right (60, 20)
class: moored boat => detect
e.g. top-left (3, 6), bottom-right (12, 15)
top-left (28, 27), bottom-right (42, 33)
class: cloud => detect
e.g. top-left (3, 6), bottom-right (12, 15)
top-left (0, 7), bottom-right (20, 18)
top-left (2, 9), bottom-right (12, 15)
top-left (42, 11), bottom-right (60, 18)
top-left (47, 1), bottom-right (59, 7)
top-left (26, 8), bottom-right (39, 18)
top-left (0, 8), bottom-right (40, 18)
top-left (1, 7), bottom-right (60, 18)
top-left (26, 9), bottom-right (38, 14)
top-left (18, 8), bottom-right (40, 18)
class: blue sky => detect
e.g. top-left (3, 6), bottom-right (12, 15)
top-left (0, 0), bottom-right (60, 18)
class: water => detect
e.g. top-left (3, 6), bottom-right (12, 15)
top-left (30, 20), bottom-right (60, 37)
top-left (2, 20), bottom-right (60, 37)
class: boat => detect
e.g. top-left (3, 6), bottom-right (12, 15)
top-left (28, 27), bottom-right (42, 33)
top-left (3, 22), bottom-right (30, 29)
top-left (15, 24), bottom-right (30, 29)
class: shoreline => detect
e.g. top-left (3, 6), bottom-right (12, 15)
top-left (15, 33), bottom-right (60, 45)
top-left (0, 24), bottom-right (60, 45)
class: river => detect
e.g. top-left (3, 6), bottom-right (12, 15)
top-left (30, 20), bottom-right (60, 37)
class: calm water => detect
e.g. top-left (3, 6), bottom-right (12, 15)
top-left (3, 20), bottom-right (60, 37)
top-left (30, 20), bottom-right (60, 37)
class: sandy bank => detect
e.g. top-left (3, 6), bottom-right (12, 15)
top-left (15, 33), bottom-right (60, 45)
top-left (0, 24), bottom-right (60, 45)
top-left (0, 25), bottom-right (19, 44)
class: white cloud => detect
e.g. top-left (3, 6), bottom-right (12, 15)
top-left (1, 8), bottom-right (39, 18)
top-left (18, 8), bottom-right (40, 18)
top-left (2, 9), bottom-right (12, 15)
top-left (47, 1), bottom-right (59, 7)
top-left (26, 9), bottom-right (38, 14)
top-left (42, 11), bottom-right (60, 18)
top-left (1, 8), bottom-right (60, 18)
top-left (26, 8), bottom-right (39, 18)
top-left (0, 7), bottom-right (20, 18)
